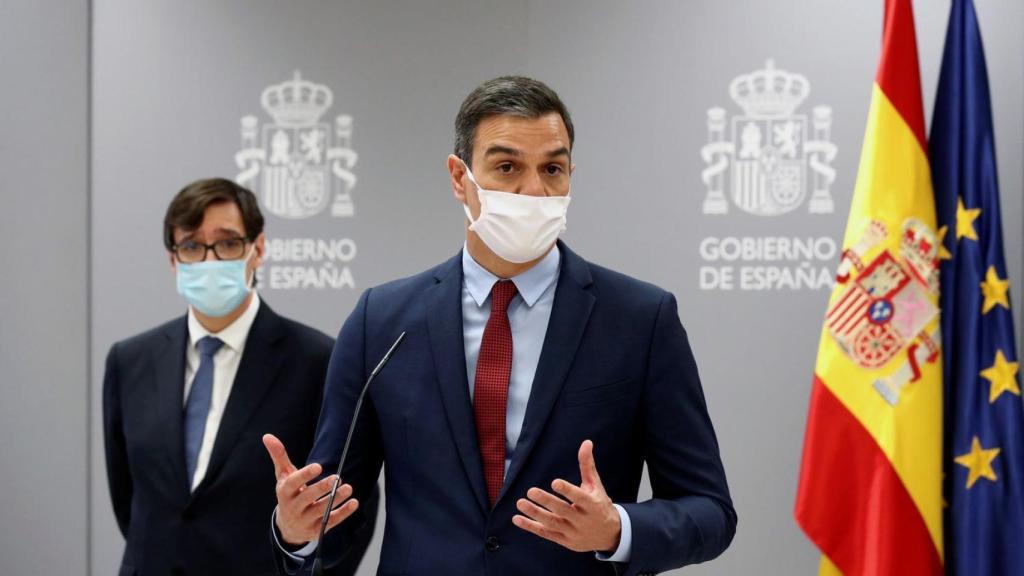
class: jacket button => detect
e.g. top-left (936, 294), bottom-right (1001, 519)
top-left (485, 536), bottom-right (501, 552)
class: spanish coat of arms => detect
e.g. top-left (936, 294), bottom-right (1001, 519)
top-left (829, 219), bottom-right (942, 405)
top-left (235, 71), bottom-right (357, 219)
top-left (701, 60), bottom-right (838, 216)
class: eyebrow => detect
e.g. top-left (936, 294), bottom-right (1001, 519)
top-left (546, 146), bottom-right (571, 160)
top-left (484, 145), bottom-right (521, 158)
top-left (483, 145), bottom-right (571, 160)
top-left (214, 227), bottom-right (245, 237)
top-left (178, 227), bottom-right (245, 242)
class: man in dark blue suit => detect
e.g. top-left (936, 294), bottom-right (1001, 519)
top-left (265, 77), bottom-right (736, 575)
top-left (103, 179), bottom-right (376, 575)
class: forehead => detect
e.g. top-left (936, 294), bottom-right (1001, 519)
top-left (472, 112), bottom-right (570, 158)
top-left (174, 201), bottom-right (246, 240)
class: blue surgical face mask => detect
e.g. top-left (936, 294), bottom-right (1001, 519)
top-left (175, 248), bottom-right (254, 317)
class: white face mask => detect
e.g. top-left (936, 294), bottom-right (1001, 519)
top-left (462, 165), bottom-right (571, 264)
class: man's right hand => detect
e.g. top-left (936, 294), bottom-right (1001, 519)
top-left (263, 434), bottom-right (360, 546)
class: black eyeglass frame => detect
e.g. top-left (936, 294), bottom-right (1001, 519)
top-left (171, 237), bottom-right (254, 263)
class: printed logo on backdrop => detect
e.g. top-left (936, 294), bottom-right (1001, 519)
top-left (698, 60), bottom-right (839, 291)
top-left (234, 71), bottom-right (357, 290)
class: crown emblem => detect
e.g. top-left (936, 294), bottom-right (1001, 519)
top-left (729, 60), bottom-right (810, 119)
top-left (260, 71), bottom-right (333, 128)
top-left (236, 71), bottom-right (358, 221)
top-left (900, 218), bottom-right (939, 292)
top-left (700, 59), bottom-right (836, 217)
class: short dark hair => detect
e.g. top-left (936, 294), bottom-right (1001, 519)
top-left (163, 178), bottom-right (264, 250)
top-left (454, 76), bottom-right (574, 168)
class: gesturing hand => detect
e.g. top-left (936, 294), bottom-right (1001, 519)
top-left (512, 440), bottom-right (621, 553)
top-left (263, 434), bottom-right (360, 546)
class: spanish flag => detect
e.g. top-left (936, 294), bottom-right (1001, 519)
top-left (795, 1), bottom-right (943, 574)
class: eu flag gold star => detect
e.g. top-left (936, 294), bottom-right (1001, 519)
top-left (954, 436), bottom-right (1000, 489)
top-left (981, 349), bottom-right (1020, 403)
top-left (956, 197), bottom-right (982, 241)
top-left (936, 226), bottom-right (952, 260)
top-left (980, 266), bottom-right (1010, 314)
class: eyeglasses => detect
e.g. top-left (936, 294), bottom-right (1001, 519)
top-left (172, 237), bottom-right (251, 263)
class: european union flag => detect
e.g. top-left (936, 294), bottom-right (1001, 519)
top-left (930, 1), bottom-right (1024, 574)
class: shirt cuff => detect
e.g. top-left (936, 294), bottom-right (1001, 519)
top-left (595, 503), bottom-right (632, 563)
top-left (271, 507), bottom-right (318, 560)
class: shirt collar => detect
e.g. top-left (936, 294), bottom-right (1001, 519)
top-left (462, 244), bottom-right (561, 308)
top-left (187, 291), bottom-right (261, 352)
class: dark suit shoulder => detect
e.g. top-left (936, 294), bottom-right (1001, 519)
top-left (109, 315), bottom-right (186, 360)
top-left (341, 255), bottom-right (459, 344)
top-left (273, 313), bottom-right (335, 354)
top-left (588, 261), bottom-right (667, 299)
top-left (365, 257), bottom-right (455, 302)
top-left (583, 260), bottom-right (672, 320)
top-left (560, 241), bottom-right (670, 312)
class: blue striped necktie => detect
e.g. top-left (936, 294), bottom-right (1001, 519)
top-left (184, 336), bottom-right (224, 486)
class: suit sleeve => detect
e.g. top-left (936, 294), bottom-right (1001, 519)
top-left (273, 289), bottom-right (384, 574)
top-left (102, 343), bottom-right (133, 537)
top-left (618, 292), bottom-right (737, 575)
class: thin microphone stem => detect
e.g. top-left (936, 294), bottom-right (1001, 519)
top-left (311, 331), bottom-right (406, 575)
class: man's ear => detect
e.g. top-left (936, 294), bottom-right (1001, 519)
top-left (448, 154), bottom-right (468, 203)
top-left (251, 233), bottom-right (266, 269)
top-left (169, 251), bottom-right (177, 274)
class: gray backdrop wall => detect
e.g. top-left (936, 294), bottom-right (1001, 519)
top-left (1, 1), bottom-right (1021, 575)
top-left (0, 0), bottom-right (89, 574)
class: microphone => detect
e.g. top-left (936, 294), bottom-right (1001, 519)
top-left (311, 331), bottom-right (406, 576)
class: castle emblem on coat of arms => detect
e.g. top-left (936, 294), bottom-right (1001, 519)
top-left (234, 71), bottom-right (357, 219)
top-left (701, 60), bottom-right (838, 216)
top-left (829, 219), bottom-right (942, 405)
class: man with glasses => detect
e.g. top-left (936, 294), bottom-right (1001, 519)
top-left (102, 178), bottom-right (377, 576)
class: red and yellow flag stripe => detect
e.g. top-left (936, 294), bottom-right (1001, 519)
top-left (795, 1), bottom-right (943, 574)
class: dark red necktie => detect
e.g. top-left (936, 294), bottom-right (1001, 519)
top-left (474, 280), bottom-right (517, 506)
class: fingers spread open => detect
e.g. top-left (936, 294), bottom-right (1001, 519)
top-left (551, 479), bottom-right (588, 506)
top-left (279, 462), bottom-right (323, 496)
top-left (512, 514), bottom-right (566, 546)
top-left (517, 498), bottom-right (564, 527)
top-left (324, 498), bottom-right (359, 533)
top-left (577, 440), bottom-right (601, 487)
top-left (262, 434), bottom-right (296, 480)
top-left (297, 476), bottom-right (341, 509)
top-left (526, 487), bottom-right (572, 515)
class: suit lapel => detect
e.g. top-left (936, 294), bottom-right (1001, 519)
top-left (426, 253), bottom-right (489, 515)
top-left (192, 303), bottom-right (286, 497)
top-left (154, 317), bottom-right (190, 500)
top-left (500, 242), bottom-right (595, 502)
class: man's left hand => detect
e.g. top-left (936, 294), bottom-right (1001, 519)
top-left (512, 440), bottom-right (621, 553)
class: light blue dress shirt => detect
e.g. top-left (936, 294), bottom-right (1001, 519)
top-left (461, 245), bottom-right (632, 563)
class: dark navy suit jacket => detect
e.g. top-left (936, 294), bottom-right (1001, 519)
top-left (282, 242), bottom-right (735, 575)
top-left (103, 302), bottom-right (377, 576)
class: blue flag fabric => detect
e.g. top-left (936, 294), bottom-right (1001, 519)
top-left (930, 1), bottom-right (1024, 574)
